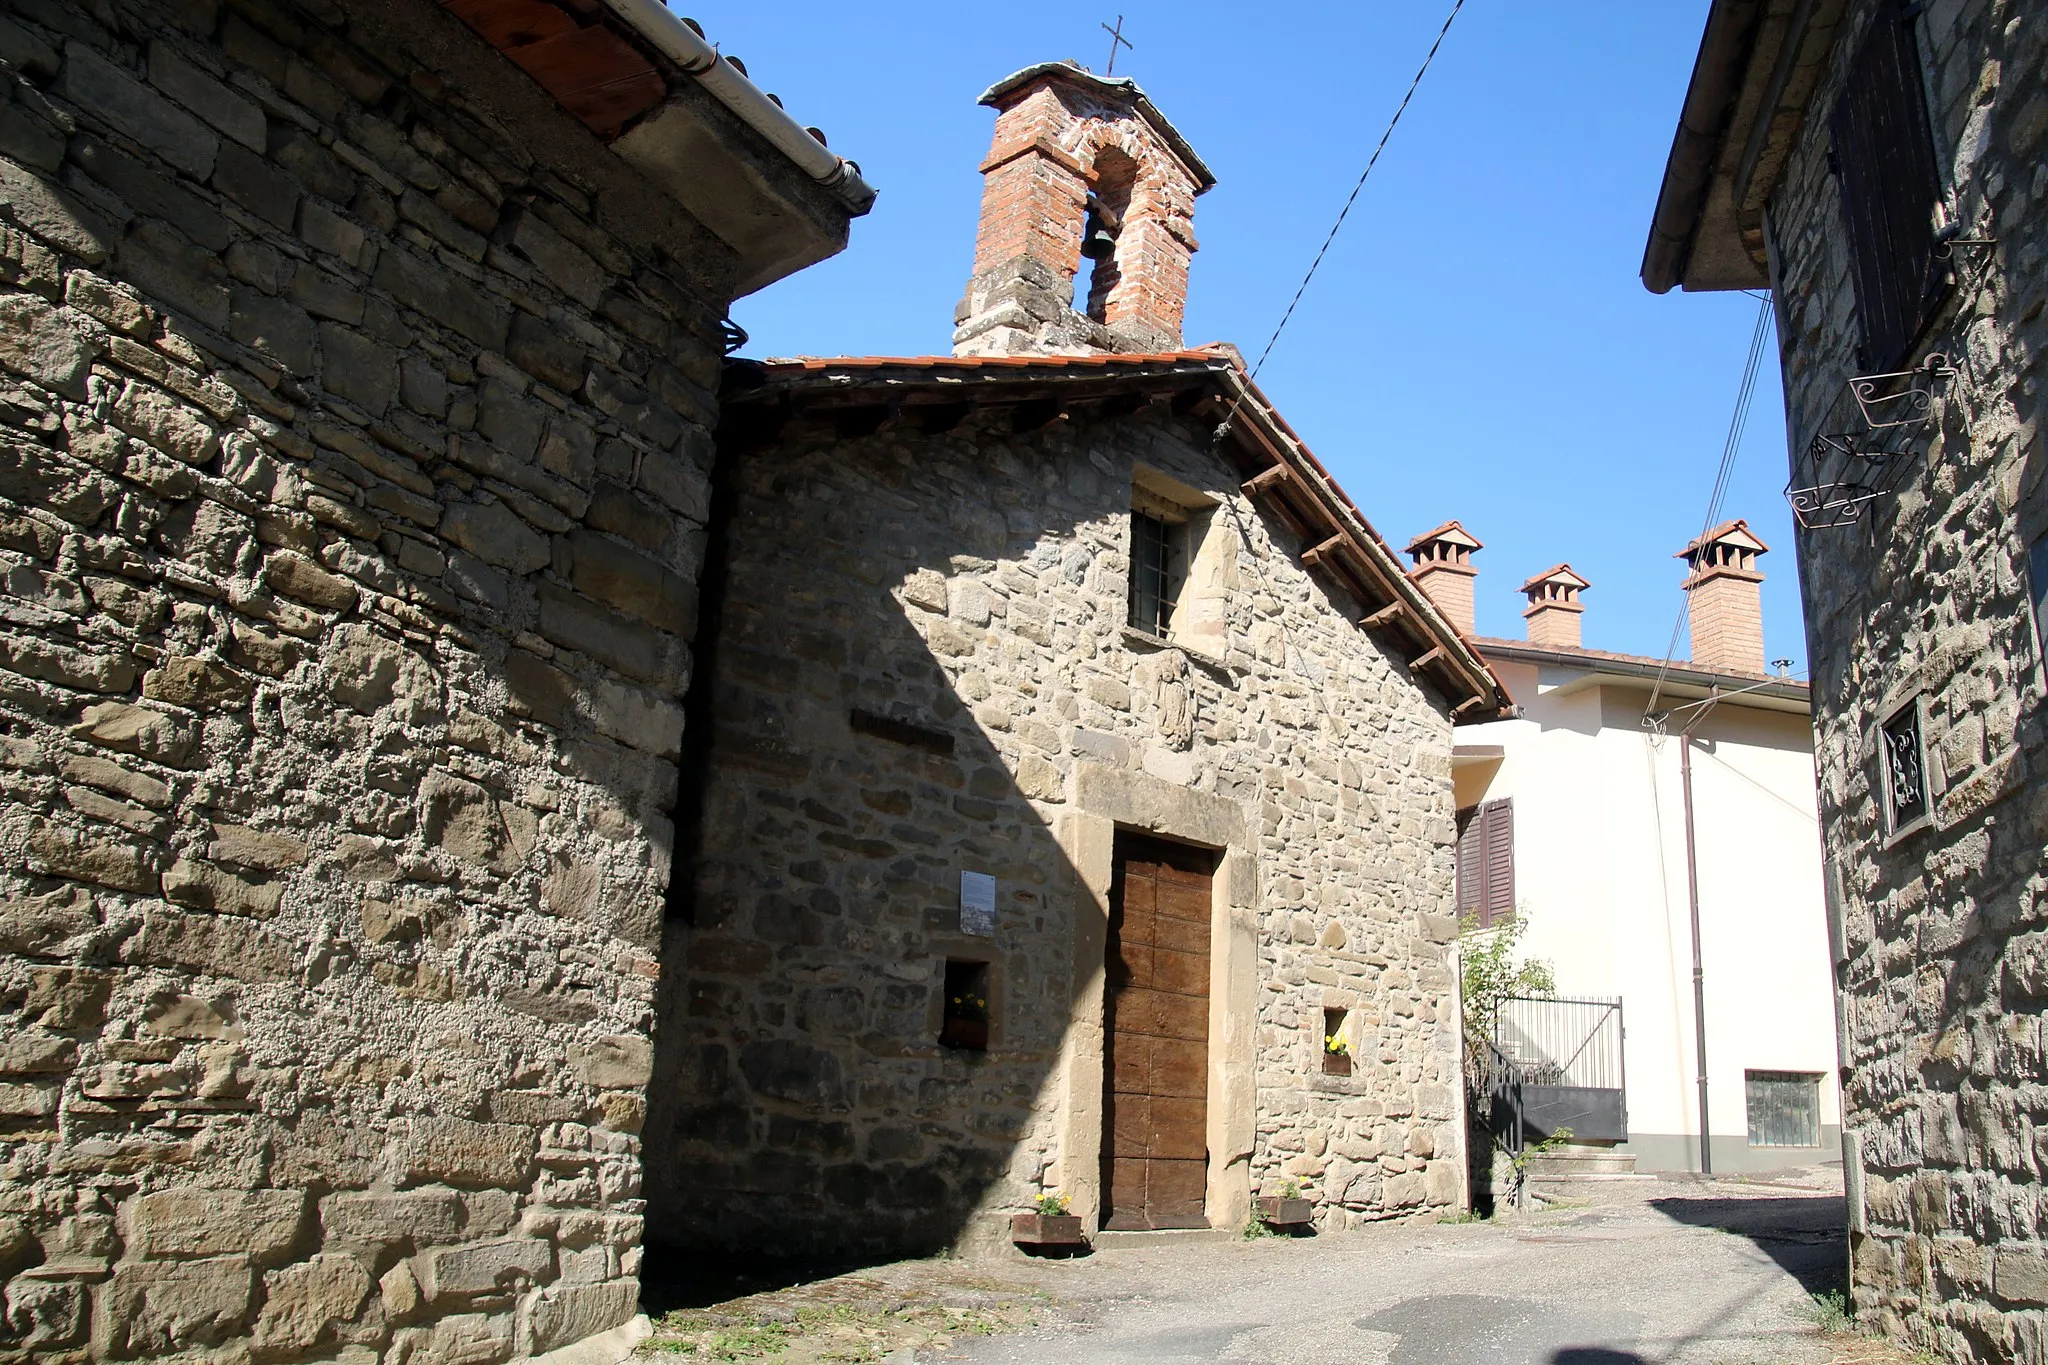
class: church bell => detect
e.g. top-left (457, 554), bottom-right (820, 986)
top-left (1081, 193), bottom-right (1119, 260)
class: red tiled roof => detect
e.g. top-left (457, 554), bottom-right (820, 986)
top-left (762, 351), bottom-right (1228, 372)
top-left (1470, 635), bottom-right (1805, 691)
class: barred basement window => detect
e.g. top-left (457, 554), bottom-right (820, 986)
top-left (1745, 1070), bottom-right (1821, 1147)
top-left (1829, 2), bottom-right (1948, 373)
top-left (1880, 699), bottom-right (1928, 837)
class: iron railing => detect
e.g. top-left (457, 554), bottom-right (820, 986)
top-left (1495, 995), bottom-right (1625, 1091)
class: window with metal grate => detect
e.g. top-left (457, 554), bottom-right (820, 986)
top-left (1128, 510), bottom-right (1177, 635)
top-left (1880, 700), bottom-right (1928, 837)
top-left (1828, 3), bottom-right (1948, 374)
top-left (1745, 1070), bottom-right (1821, 1147)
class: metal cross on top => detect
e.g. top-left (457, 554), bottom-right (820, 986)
top-left (1101, 15), bottom-right (1133, 75)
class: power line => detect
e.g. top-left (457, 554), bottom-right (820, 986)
top-left (1645, 294), bottom-right (1774, 718)
top-left (1245, 0), bottom-right (1467, 383)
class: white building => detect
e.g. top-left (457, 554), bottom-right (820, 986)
top-left (1410, 521), bottom-right (1840, 1175)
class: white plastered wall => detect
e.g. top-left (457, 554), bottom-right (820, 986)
top-left (1457, 659), bottom-right (1839, 1172)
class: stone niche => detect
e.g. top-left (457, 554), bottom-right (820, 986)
top-left (0, 0), bottom-right (762, 1356)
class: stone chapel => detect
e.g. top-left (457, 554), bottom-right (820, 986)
top-left (642, 60), bottom-right (1511, 1258)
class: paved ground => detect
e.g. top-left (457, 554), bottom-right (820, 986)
top-left (640, 1166), bottom-right (1912, 1365)
top-left (953, 1170), bottom-right (1855, 1365)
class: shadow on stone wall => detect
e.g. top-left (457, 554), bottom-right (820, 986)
top-left (642, 410), bottom-right (1110, 1268)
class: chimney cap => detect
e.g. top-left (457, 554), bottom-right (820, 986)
top-left (1676, 517), bottom-right (1770, 560)
top-left (978, 61), bottom-right (1218, 193)
top-left (1519, 563), bottom-right (1590, 595)
top-left (1405, 520), bottom-right (1484, 555)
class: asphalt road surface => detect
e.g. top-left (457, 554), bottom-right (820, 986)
top-left (951, 1174), bottom-right (1850, 1365)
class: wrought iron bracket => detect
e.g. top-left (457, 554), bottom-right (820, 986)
top-left (1935, 234), bottom-right (1998, 296)
top-left (1848, 353), bottom-right (1957, 430)
top-left (1785, 431), bottom-right (1907, 531)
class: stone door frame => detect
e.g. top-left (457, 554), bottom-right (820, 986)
top-left (1055, 762), bottom-right (1258, 1232)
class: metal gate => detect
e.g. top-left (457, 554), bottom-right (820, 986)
top-left (1493, 996), bottom-right (1626, 1143)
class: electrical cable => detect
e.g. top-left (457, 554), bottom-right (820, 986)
top-left (1245, 0), bottom-right (1467, 384)
top-left (1645, 295), bottom-right (1774, 720)
top-left (1202, 0), bottom-right (1471, 715)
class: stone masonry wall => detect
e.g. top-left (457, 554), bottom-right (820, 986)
top-left (646, 397), bottom-right (1465, 1259)
top-left (1765, 0), bottom-right (2048, 1359)
top-left (0, 0), bottom-right (743, 1357)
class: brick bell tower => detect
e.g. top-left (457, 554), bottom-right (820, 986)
top-left (954, 61), bottom-right (1217, 357)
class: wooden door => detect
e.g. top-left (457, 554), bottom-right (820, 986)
top-left (1102, 834), bottom-right (1212, 1230)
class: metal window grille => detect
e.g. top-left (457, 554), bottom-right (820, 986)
top-left (1128, 511), bottom-right (1175, 635)
top-left (1881, 701), bottom-right (1927, 835)
top-left (1745, 1070), bottom-right (1821, 1147)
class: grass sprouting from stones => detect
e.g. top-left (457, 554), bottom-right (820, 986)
top-left (640, 1276), bottom-right (1044, 1362)
top-left (1810, 1289), bottom-right (1854, 1334)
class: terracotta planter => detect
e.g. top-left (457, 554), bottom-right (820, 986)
top-left (1011, 1213), bottom-right (1087, 1246)
top-left (1257, 1196), bottom-right (1314, 1227)
top-left (1322, 1051), bottom-right (1353, 1076)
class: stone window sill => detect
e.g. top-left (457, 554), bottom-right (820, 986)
top-left (1121, 625), bottom-right (1234, 679)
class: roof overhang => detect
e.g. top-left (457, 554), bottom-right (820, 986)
top-left (721, 351), bottom-right (1512, 722)
top-left (431, 0), bottom-right (875, 295)
top-left (1641, 0), bottom-right (1850, 294)
top-left (1476, 638), bottom-right (1811, 716)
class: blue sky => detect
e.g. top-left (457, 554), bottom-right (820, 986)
top-left (708, 2), bottom-right (1806, 671)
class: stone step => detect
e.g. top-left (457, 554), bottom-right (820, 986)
top-left (1524, 1149), bottom-right (1640, 1177)
top-left (1091, 1226), bottom-right (1236, 1249)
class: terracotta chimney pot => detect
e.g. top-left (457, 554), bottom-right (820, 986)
top-left (1521, 564), bottom-right (1590, 649)
top-left (1404, 521), bottom-right (1482, 636)
top-left (1678, 519), bottom-right (1769, 674)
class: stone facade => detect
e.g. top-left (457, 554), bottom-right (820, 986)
top-left (1647, 0), bottom-right (2048, 1359)
top-left (643, 353), bottom-right (1483, 1258)
top-left (0, 0), bottom-right (857, 1359)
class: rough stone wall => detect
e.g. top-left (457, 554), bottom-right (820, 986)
top-left (0, 0), bottom-right (742, 1357)
top-left (1764, 0), bottom-right (2048, 1358)
top-left (647, 401), bottom-right (1465, 1259)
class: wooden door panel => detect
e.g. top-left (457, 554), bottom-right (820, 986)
top-left (1148, 1098), bottom-right (1208, 1159)
top-left (1146, 1158), bottom-right (1208, 1222)
top-left (1103, 836), bottom-right (1213, 1230)
top-left (1150, 947), bottom-right (1209, 996)
top-left (1152, 1038), bottom-right (1207, 1098)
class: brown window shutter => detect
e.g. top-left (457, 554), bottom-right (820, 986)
top-left (1455, 807), bottom-right (1482, 918)
top-left (1482, 799), bottom-right (1516, 928)
top-left (1829, 4), bottom-right (1946, 373)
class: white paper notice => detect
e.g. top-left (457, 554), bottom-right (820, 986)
top-left (959, 871), bottom-right (996, 936)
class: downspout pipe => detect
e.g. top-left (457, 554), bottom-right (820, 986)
top-left (598, 0), bottom-right (877, 214)
top-left (1679, 721), bottom-right (1712, 1174)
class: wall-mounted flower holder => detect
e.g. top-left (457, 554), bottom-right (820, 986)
top-left (1848, 354), bottom-right (1956, 430)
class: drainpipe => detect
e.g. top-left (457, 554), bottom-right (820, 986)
top-left (598, 0), bottom-right (877, 213)
top-left (1678, 713), bottom-right (1712, 1175)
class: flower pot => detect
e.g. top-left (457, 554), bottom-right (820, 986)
top-left (1322, 1052), bottom-right (1353, 1076)
top-left (940, 1017), bottom-right (988, 1051)
top-left (1011, 1213), bottom-right (1087, 1246)
top-left (1257, 1196), bottom-right (1314, 1227)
